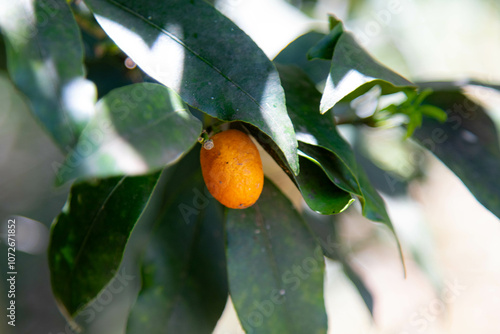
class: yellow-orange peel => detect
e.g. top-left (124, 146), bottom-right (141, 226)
top-left (200, 129), bottom-right (264, 209)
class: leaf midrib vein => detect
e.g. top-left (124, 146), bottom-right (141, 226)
top-left (70, 176), bottom-right (127, 299)
top-left (103, 0), bottom-right (265, 113)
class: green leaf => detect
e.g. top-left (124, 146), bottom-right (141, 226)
top-left (313, 26), bottom-right (415, 113)
top-left (127, 147), bottom-right (227, 334)
top-left (307, 15), bottom-right (343, 60)
top-left (413, 90), bottom-right (500, 221)
top-left (405, 110), bottom-right (423, 139)
top-left (83, 0), bottom-right (299, 175)
top-left (226, 179), bottom-right (328, 334)
top-left (276, 63), bottom-right (362, 194)
top-left (273, 31), bottom-right (331, 85)
top-left (56, 83), bottom-right (201, 183)
top-left (419, 105), bottom-right (447, 123)
top-left (0, 0), bottom-right (96, 150)
top-left (299, 143), bottom-right (361, 195)
top-left (296, 155), bottom-right (354, 214)
top-left (48, 172), bottom-right (161, 317)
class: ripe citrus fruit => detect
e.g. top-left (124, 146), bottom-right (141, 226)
top-left (200, 129), bottom-right (264, 209)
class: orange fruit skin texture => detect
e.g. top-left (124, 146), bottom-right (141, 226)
top-left (200, 129), bottom-right (264, 209)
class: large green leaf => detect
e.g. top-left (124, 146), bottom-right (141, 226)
top-left (226, 179), bottom-right (328, 334)
top-left (83, 0), bottom-right (299, 175)
top-left (321, 31), bottom-right (414, 113)
top-left (127, 147), bottom-right (227, 334)
top-left (0, 0), bottom-right (96, 150)
top-left (56, 83), bottom-right (201, 183)
top-left (48, 172), bottom-right (160, 317)
top-left (413, 90), bottom-right (500, 220)
top-left (308, 16), bottom-right (414, 114)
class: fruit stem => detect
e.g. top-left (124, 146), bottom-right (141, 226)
top-left (197, 130), bottom-right (210, 144)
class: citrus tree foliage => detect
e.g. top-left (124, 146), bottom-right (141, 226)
top-left (1, 1), bottom-right (499, 333)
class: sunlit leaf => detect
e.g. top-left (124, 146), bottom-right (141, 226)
top-left (306, 16), bottom-right (415, 114)
top-left (83, 0), bottom-right (299, 174)
top-left (320, 32), bottom-right (414, 113)
top-left (0, 0), bottom-right (96, 150)
top-left (48, 172), bottom-right (161, 317)
top-left (226, 179), bottom-right (327, 334)
top-left (56, 83), bottom-right (201, 183)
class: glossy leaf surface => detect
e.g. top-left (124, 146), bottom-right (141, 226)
top-left (84, 0), bottom-right (299, 174)
top-left (226, 179), bottom-right (327, 334)
top-left (57, 83), bottom-right (201, 183)
top-left (49, 172), bottom-right (160, 317)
